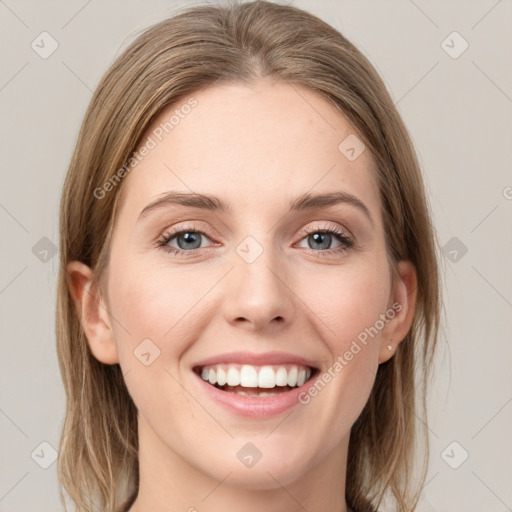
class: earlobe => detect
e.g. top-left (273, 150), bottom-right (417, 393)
top-left (378, 261), bottom-right (417, 364)
top-left (66, 261), bottom-right (119, 365)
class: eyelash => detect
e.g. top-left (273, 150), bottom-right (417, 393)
top-left (156, 223), bottom-right (354, 257)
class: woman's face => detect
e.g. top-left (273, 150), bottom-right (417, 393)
top-left (75, 81), bottom-right (415, 493)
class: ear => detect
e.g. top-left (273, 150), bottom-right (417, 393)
top-left (66, 261), bottom-right (119, 364)
top-left (378, 260), bottom-right (417, 364)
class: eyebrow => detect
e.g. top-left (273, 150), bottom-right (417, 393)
top-left (138, 190), bottom-right (374, 226)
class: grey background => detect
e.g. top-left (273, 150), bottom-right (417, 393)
top-left (1, 0), bottom-right (511, 511)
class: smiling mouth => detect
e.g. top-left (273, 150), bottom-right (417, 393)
top-left (194, 363), bottom-right (317, 397)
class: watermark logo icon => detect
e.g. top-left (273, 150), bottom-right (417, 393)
top-left (338, 134), bottom-right (365, 161)
top-left (31, 31), bottom-right (59, 59)
top-left (442, 236), bottom-right (468, 263)
top-left (236, 236), bottom-right (264, 264)
top-left (31, 441), bottom-right (58, 469)
top-left (32, 237), bottom-right (58, 263)
top-left (441, 441), bottom-right (469, 469)
top-left (134, 338), bottom-right (161, 366)
top-left (237, 442), bottom-right (262, 468)
top-left (441, 31), bottom-right (469, 59)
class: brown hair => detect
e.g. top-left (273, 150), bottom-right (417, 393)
top-left (56, 1), bottom-right (442, 511)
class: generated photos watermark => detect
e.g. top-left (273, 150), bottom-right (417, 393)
top-left (93, 97), bottom-right (198, 200)
top-left (298, 301), bottom-right (402, 405)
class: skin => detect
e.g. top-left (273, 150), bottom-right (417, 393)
top-left (68, 81), bottom-right (417, 512)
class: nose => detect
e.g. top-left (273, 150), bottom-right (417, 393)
top-left (222, 244), bottom-right (296, 332)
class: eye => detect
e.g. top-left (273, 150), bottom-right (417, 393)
top-left (296, 224), bottom-right (354, 255)
top-left (156, 222), bottom-right (354, 257)
top-left (157, 226), bottom-right (215, 255)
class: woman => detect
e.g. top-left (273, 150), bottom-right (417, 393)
top-left (56, 1), bottom-right (442, 511)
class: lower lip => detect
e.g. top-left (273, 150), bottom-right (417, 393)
top-left (194, 372), bottom-right (313, 418)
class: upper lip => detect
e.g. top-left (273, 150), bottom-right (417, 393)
top-left (193, 351), bottom-right (319, 369)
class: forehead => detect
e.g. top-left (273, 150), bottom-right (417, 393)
top-left (117, 81), bottom-right (380, 220)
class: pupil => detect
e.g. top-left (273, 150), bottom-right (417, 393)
top-left (178, 232), bottom-right (201, 250)
top-left (309, 232), bottom-right (330, 250)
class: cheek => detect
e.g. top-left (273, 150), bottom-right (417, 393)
top-left (106, 264), bottom-right (209, 421)
top-left (294, 257), bottom-right (391, 414)
top-left (107, 260), bottom-right (215, 353)
top-left (296, 259), bottom-right (391, 352)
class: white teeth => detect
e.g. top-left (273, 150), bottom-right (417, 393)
top-left (257, 366), bottom-right (276, 388)
top-left (240, 365), bottom-right (258, 387)
top-left (287, 367), bottom-right (298, 387)
top-left (275, 366), bottom-right (288, 386)
top-left (226, 367), bottom-right (240, 386)
top-left (216, 367), bottom-right (226, 386)
top-left (198, 363), bottom-right (313, 389)
top-left (297, 368), bottom-right (307, 387)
